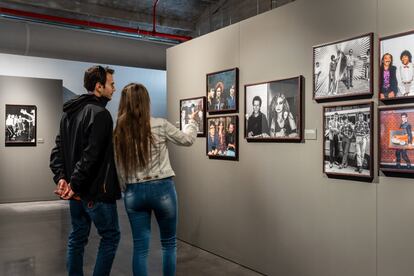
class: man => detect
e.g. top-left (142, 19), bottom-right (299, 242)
top-left (328, 112), bottom-right (341, 168)
top-left (247, 96), bottom-right (269, 137)
top-left (314, 61), bottom-right (321, 87)
top-left (397, 50), bottom-right (414, 96)
top-left (346, 49), bottom-right (356, 89)
top-left (339, 114), bottom-right (354, 169)
top-left (396, 112), bottom-right (412, 169)
top-left (214, 81), bottom-right (227, 110)
top-left (207, 122), bottom-right (218, 155)
top-left (50, 65), bottom-right (121, 276)
top-left (329, 54), bottom-right (339, 95)
top-left (354, 112), bottom-right (370, 173)
top-left (225, 122), bottom-right (236, 157)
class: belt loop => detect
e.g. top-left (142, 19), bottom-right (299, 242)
top-left (87, 201), bottom-right (94, 208)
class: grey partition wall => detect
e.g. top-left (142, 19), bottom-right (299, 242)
top-left (167, 0), bottom-right (414, 275)
top-left (0, 75), bottom-right (62, 203)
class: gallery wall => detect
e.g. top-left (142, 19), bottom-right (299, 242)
top-left (0, 53), bottom-right (166, 203)
top-left (167, 0), bottom-right (414, 275)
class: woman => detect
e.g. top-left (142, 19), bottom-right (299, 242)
top-left (269, 93), bottom-right (297, 138)
top-left (113, 83), bottom-right (197, 276)
top-left (216, 119), bottom-right (227, 155)
top-left (380, 52), bottom-right (398, 99)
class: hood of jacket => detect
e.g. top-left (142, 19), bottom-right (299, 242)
top-left (63, 93), bottom-right (109, 115)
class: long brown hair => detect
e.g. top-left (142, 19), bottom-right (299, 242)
top-left (114, 83), bottom-right (154, 177)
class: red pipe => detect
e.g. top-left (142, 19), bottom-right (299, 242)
top-left (152, 0), bottom-right (159, 33)
top-left (0, 6), bottom-right (191, 42)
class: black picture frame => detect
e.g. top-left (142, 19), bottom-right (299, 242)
top-left (180, 96), bottom-right (206, 137)
top-left (313, 33), bottom-right (373, 102)
top-left (206, 115), bottom-right (238, 161)
top-left (322, 102), bottom-right (373, 181)
top-left (379, 105), bottom-right (414, 176)
top-left (5, 104), bottom-right (37, 146)
top-left (244, 76), bottom-right (303, 143)
top-left (379, 30), bottom-right (414, 104)
top-left (206, 68), bottom-right (239, 114)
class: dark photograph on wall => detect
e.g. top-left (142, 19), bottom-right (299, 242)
top-left (180, 96), bottom-right (206, 137)
top-left (5, 104), bottom-right (37, 146)
top-left (206, 115), bottom-right (238, 161)
top-left (206, 68), bottom-right (238, 114)
top-left (323, 102), bottom-right (373, 180)
top-left (380, 31), bottom-right (414, 102)
top-left (313, 33), bottom-right (373, 102)
top-left (379, 105), bottom-right (414, 174)
top-left (244, 76), bottom-right (303, 142)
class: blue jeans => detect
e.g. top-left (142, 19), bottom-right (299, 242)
top-left (67, 199), bottom-right (120, 276)
top-left (124, 177), bottom-right (177, 276)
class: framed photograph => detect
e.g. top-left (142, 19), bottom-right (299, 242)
top-left (380, 30), bottom-right (414, 102)
top-left (5, 104), bottom-right (37, 146)
top-left (206, 68), bottom-right (238, 114)
top-left (379, 105), bottom-right (414, 174)
top-left (323, 102), bottom-right (373, 180)
top-left (180, 96), bottom-right (206, 137)
top-left (244, 76), bottom-right (303, 142)
top-left (313, 33), bottom-right (373, 102)
top-left (206, 115), bottom-right (238, 161)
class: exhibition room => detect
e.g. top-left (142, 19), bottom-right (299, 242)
top-left (1, 0), bottom-right (414, 275)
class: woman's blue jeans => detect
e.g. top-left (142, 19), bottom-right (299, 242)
top-left (124, 177), bottom-right (177, 276)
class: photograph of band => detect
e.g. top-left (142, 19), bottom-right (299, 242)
top-left (180, 96), bottom-right (206, 137)
top-left (380, 31), bottom-right (414, 100)
top-left (313, 33), bottom-right (373, 101)
top-left (206, 68), bottom-right (238, 114)
top-left (379, 106), bottom-right (414, 173)
top-left (206, 115), bottom-right (238, 160)
top-left (245, 76), bottom-right (302, 142)
top-left (5, 104), bottom-right (37, 146)
top-left (323, 102), bottom-right (373, 179)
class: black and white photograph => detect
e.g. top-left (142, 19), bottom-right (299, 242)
top-left (313, 33), bottom-right (373, 101)
top-left (180, 96), bottom-right (206, 137)
top-left (244, 76), bottom-right (303, 142)
top-left (5, 104), bottom-right (37, 146)
top-left (206, 68), bottom-right (238, 114)
top-left (380, 30), bottom-right (414, 101)
top-left (206, 115), bottom-right (238, 161)
top-left (323, 102), bottom-right (373, 180)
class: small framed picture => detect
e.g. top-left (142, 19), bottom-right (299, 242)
top-left (180, 96), bottom-right (206, 137)
top-left (206, 115), bottom-right (238, 161)
top-left (244, 76), bottom-right (303, 142)
top-left (380, 30), bottom-right (414, 102)
top-left (206, 68), bottom-right (238, 114)
top-left (323, 102), bottom-right (373, 180)
top-left (5, 104), bottom-right (37, 146)
top-left (313, 33), bottom-right (373, 102)
top-left (379, 105), bottom-right (414, 174)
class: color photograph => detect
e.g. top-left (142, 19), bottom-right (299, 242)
top-left (206, 68), bottom-right (238, 114)
top-left (180, 96), bottom-right (205, 137)
top-left (206, 115), bottom-right (238, 160)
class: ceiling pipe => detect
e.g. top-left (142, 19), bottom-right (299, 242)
top-left (0, 7), bottom-right (191, 43)
top-left (153, 0), bottom-right (159, 33)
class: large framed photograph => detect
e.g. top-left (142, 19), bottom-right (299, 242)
top-left (5, 104), bottom-right (37, 146)
top-left (379, 105), bottom-right (414, 174)
top-left (323, 102), bottom-right (373, 180)
top-left (180, 96), bottom-right (206, 137)
top-left (380, 30), bottom-right (414, 102)
top-left (206, 68), bottom-right (238, 114)
top-left (244, 76), bottom-right (303, 142)
top-left (206, 115), bottom-right (238, 161)
top-left (313, 33), bottom-right (373, 102)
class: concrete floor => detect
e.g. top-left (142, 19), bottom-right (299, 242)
top-left (0, 200), bottom-right (262, 276)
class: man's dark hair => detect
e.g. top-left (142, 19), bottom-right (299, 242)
top-left (400, 50), bottom-right (412, 63)
top-left (84, 65), bottom-right (114, 92)
top-left (401, 112), bottom-right (408, 118)
top-left (252, 96), bottom-right (262, 106)
top-left (342, 114), bottom-right (348, 120)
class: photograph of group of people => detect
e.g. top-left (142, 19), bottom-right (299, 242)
top-left (206, 68), bottom-right (238, 113)
top-left (180, 97), bottom-right (205, 136)
top-left (323, 103), bottom-right (372, 178)
top-left (379, 107), bottom-right (414, 172)
top-left (380, 32), bottom-right (414, 99)
top-left (5, 105), bottom-right (36, 146)
top-left (206, 116), bottom-right (237, 159)
top-left (313, 33), bottom-right (372, 100)
top-left (245, 77), bottom-right (301, 141)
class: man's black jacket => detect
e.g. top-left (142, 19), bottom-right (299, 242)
top-left (50, 94), bottom-right (121, 202)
